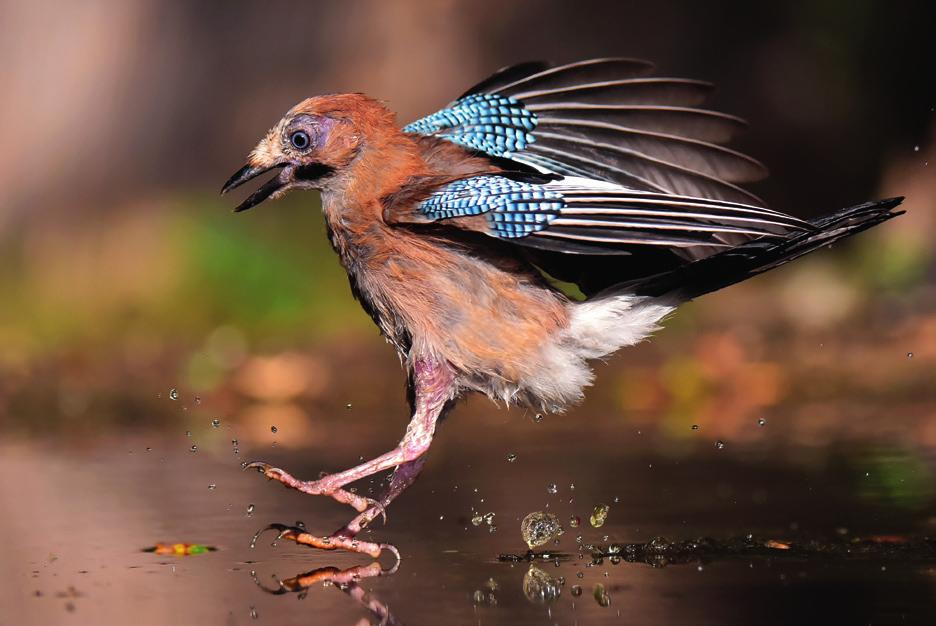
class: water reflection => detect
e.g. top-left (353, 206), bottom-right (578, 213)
top-left (252, 561), bottom-right (401, 626)
top-left (522, 565), bottom-right (563, 604)
top-left (247, 532), bottom-right (936, 626)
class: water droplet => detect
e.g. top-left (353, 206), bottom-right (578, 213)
top-left (914, 145), bottom-right (920, 152)
top-left (193, 395), bottom-right (201, 405)
top-left (590, 504), bottom-right (609, 528)
top-left (576, 571), bottom-right (584, 578)
top-left (569, 515), bottom-right (581, 528)
top-left (715, 440), bottom-right (725, 450)
top-left (249, 606), bottom-right (258, 619)
top-left (506, 453), bottom-right (517, 463)
top-left (208, 483), bottom-right (216, 490)
top-left (169, 388), bottom-right (179, 401)
top-left (471, 513), bottom-right (484, 526)
top-left (211, 419), bottom-right (221, 428)
top-left (907, 352), bottom-right (914, 359)
top-left (593, 583), bottom-right (611, 607)
top-left (145, 447), bottom-right (152, 452)
top-left (185, 431), bottom-right (192, 437)
top-left (757, 418), bottom-right (767, 427)
top-left (546, 483), bottom-right (558, 495)
top-left (295, 520), bottom-right (306, 529)
top-left (190, 444), bottom-right (197, 452)
top-left (246, 503), bottom-right (255, 516)
top-left (345, 403), bottom-right (353, 410)
top-left (571, 584), bottom-right (582, 596)
top-left (521, 511), bottom-right (563, 549)
top-left (691, 424), bottom-right (700, 430)
top-left (270, 425), bottom-right (277, 434)
top-left (533, 413), bottom-right (544, 423)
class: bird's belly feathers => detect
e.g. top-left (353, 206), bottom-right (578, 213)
top-left (349, 232), bottom-right (673, 412)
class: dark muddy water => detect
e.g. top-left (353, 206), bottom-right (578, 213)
top-left (3, 402), bottom-right (936, 626)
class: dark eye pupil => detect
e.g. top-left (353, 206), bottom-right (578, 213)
top-left (290, 131), bottom-right (310, 149)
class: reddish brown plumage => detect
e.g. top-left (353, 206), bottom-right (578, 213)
top-left (250, 95), bottom-right (572, 395)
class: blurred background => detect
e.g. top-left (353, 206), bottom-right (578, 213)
top-left (1, 2), bottom-right (936, 624)
top-left (1, 0), bottom-right (933, 443)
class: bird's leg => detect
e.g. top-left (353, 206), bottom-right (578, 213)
top-left (246, 357), bottom-right (455, 514)
top-left (255, 455), bottom-right (431, 561)
top-left (337, 455), bottom-right (428, 538)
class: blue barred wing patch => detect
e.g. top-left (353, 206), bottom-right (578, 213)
top-left (403, 94), bottom-right (537, 158)
top-left (419, 176), bottom-right (564, 238)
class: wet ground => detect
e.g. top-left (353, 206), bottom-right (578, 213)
top-left (3, 399), bottom-right (936, 626)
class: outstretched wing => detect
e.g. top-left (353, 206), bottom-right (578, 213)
top-left (390, 174), bottom-right (810, 261)
top-left (403, 59), bottom-right (767, 206)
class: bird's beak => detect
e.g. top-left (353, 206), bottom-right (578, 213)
top-left (220, 163), bottom-right (290, 213)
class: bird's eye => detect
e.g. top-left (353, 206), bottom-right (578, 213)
top-left (289, 130), bottom-right (311, 150)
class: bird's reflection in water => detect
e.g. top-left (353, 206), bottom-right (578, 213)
top-left (251, 564), bottom-right (401, 625)
top-left (251, 523), bottom-right (402, 625)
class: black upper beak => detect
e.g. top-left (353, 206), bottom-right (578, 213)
top-left (220, 164), bottom-right (286, 212)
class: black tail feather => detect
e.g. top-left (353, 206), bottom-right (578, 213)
top-left (628, 197), bottom-right (905, 300)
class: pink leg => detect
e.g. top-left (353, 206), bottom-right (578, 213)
top-left (246, 357), bottom-right (455, 516)
top-left (254, 455), bottom-right (431, 563)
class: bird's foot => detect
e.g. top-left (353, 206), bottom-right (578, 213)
top-left (253, 523), bottom-right (400, 570)
top-left (243, 461), bottom-right (387, 520)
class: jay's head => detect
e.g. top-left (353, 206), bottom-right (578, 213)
top-left (221, 93), bottom-right (393, 212)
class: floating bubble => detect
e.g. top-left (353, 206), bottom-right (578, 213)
top-left (521, 511), bottom-right (563, 549)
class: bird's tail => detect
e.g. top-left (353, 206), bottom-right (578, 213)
top-left (629, 197), bottom-right (905, 301)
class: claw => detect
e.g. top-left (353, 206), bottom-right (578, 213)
top-left (366, 498), bottom-right (388, 526)
top-left (378, 543), bottom-right (401, 574)
top-left (243, 460), bottom-right (274, 475)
